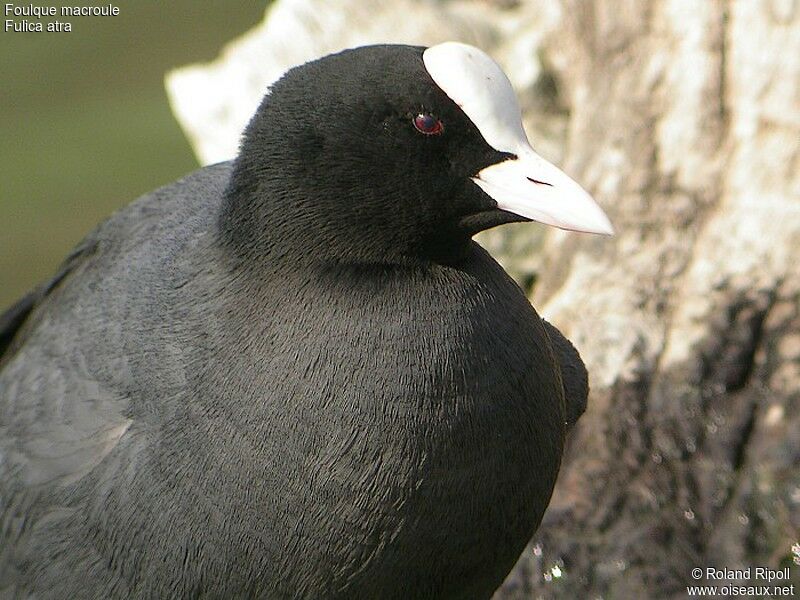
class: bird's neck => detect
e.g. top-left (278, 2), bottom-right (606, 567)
top-left (218, 174), bottom-right (473, 269)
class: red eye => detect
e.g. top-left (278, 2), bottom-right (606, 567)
top-left (413, 113), bottom-right (444, 135)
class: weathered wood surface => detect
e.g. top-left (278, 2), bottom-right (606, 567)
top-left (498, 1), bottom-right (800, 597)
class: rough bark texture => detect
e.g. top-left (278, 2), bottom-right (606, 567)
top-left (169, 1), bottom-right (800, 596)
top-left (497, 1), bottom-right (800, 597)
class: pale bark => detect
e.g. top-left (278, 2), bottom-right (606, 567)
top-left (497, 1), bottom-right (800, 597)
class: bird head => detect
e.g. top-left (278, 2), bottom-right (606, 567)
top-left (224, 42), bottom-right (613, 265)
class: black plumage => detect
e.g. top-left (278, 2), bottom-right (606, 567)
top-left (0, 45), bottom-right (590, 599)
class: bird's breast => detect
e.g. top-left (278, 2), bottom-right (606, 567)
top-left (198, 255), bottom-right (566, 597)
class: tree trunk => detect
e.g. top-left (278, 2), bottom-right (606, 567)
top-left (496, 1), bottom-right (800, 597)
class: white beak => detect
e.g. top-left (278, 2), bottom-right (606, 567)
top-left (423, 42), bottom-right (614, 235)
top-left (472, 148), bottom-right (615, 235)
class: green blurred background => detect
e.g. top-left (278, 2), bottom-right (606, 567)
top-left (1, 1), bottom-right (267, 308)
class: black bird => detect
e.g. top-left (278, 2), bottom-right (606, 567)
top-left (0, 42), bottom-right (612, 599)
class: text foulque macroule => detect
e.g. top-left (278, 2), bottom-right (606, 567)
top-left (4, 3), bottom-right (120, 32)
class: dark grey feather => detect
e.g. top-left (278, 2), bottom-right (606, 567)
top-left (541, 319), bottom-right (589, 428)
top-left (0, 45), bottom-right (588, 599)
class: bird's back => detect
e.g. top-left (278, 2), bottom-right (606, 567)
top-left (0, 162), bottom-right (233, 598)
